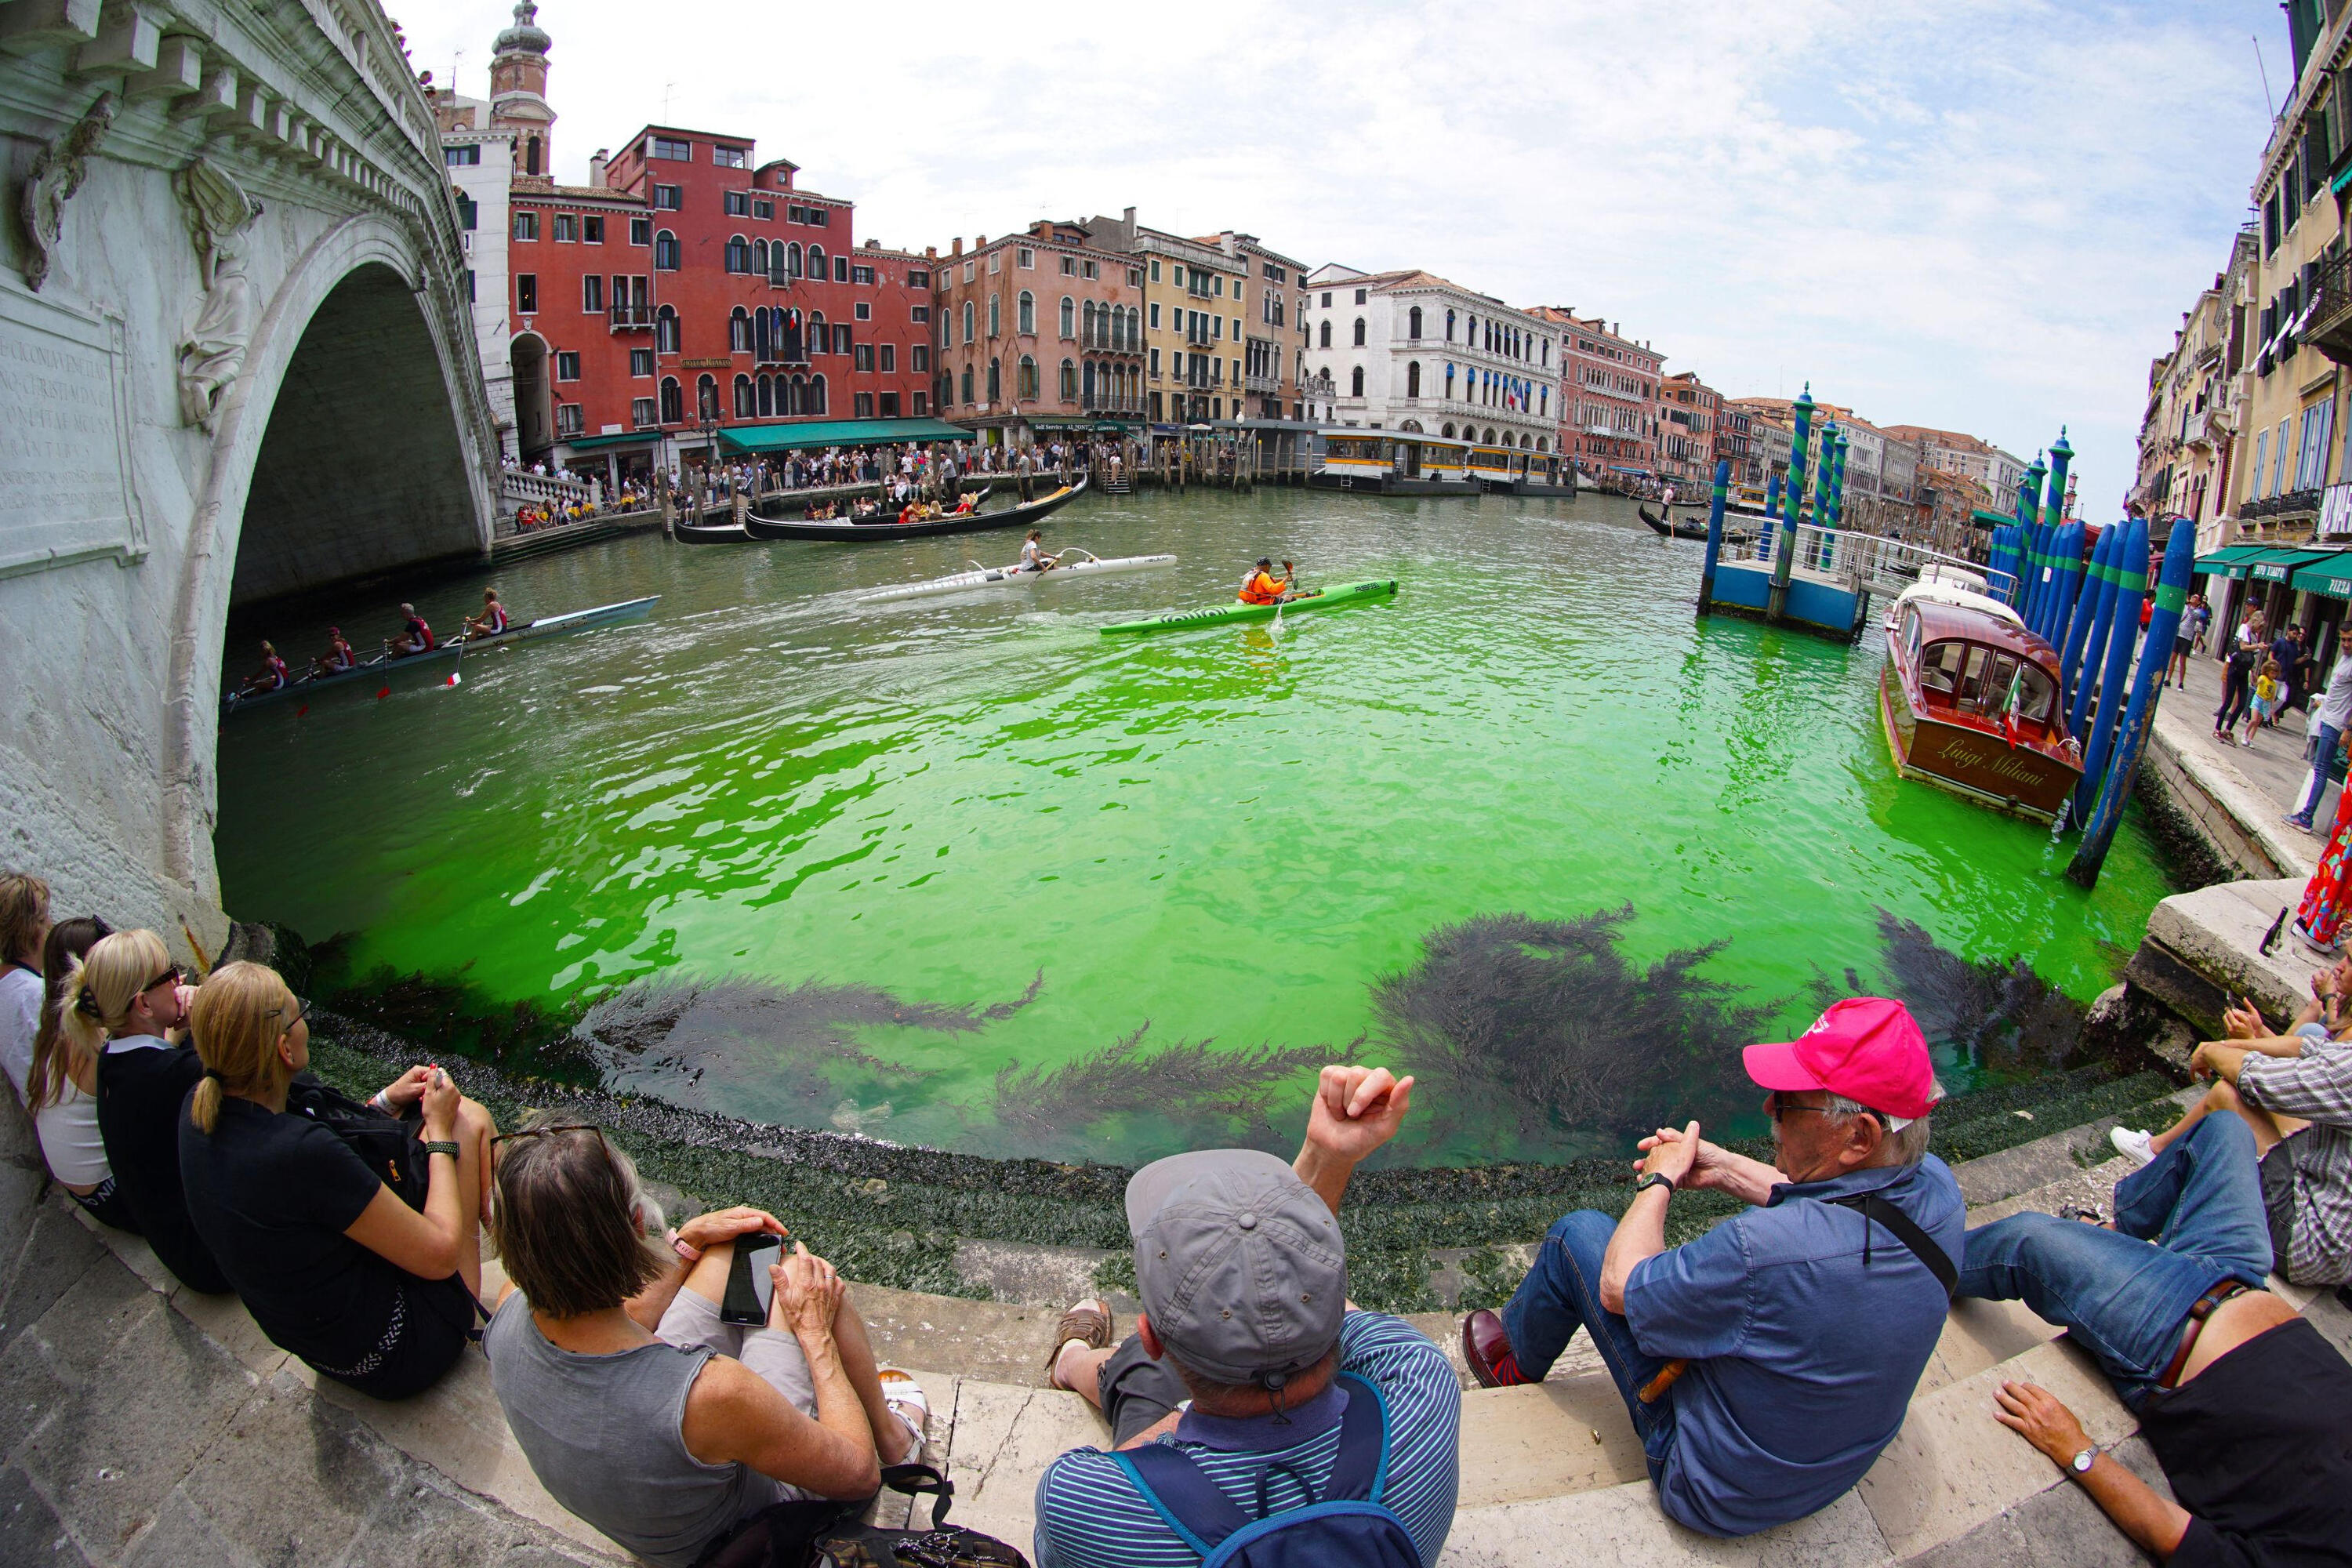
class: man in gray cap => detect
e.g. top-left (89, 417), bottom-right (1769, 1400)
top-left (1033, 1065), bottom-right (1461, 1568)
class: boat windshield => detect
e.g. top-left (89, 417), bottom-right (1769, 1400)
top-left (1919, 639), bottom-right (2056, 732)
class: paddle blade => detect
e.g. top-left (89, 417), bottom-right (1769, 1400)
top-left (446, 670), bottom-right (463, 687)
top-left (376, 686), bottom-right (390, 700)
top-left (296, 704), bottom-right (309, 717)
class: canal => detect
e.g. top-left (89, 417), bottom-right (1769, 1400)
top-left (215, 488), bottom-right (2178, 1165)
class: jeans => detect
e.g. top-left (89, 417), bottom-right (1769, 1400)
top-left (1501, 1210), bottom-right (1678, 1479)
top-left (1958, 1116), bottom-right (2273, 1410)
top-left (2292, 721), bottom-right (2343, 825)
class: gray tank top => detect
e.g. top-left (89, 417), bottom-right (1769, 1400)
top-left (485, 1294), bottom-right (785, 1566)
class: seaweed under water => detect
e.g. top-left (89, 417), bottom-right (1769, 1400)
top-left (990, 1022), bottom-right (1345, 1158)
top-left (1846, 909), bottom-right (2089, 1076)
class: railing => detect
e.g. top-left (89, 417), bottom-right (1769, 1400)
top-left (1719, 522), bottom-right (2016, 603)
top-left (609, 303), bottom-right (655, 330)
top-left (2301, 249), bottom-right (2352, 365)
top-left (500, 468), bottom-right (593, 515)
top-left (1244, 372), bottom-right (1280, 394)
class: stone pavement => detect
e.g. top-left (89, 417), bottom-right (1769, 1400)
top-left (2150, 646), bottom-right (2332, 879)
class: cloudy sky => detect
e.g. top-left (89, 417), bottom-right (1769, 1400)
top-left (398, 0), bottom-right (2283, 506)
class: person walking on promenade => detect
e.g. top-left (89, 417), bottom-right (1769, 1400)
top-left (1457, 998), bottom-right (1963, 1538)
top-left (2242, 657), bottom-right (2285, 749)
top-left (1961, 1113), bottom-right (2352, 1562)
top-left (2285, 640), bottom-right (2352, 833)
top-left (2215, 634), bottom-right (2258, 744)
top-left (2168, 592), bottom-right (2207, 687)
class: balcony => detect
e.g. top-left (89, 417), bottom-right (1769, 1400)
top-left (1244, 372), bottom-right (1280, 394)
top-left (2182, 407), bottom-right (2218, 450)
top-left (609, 303), bottom-right (655, 332)
top-left (2302, 251), bottom-right (2352, 365)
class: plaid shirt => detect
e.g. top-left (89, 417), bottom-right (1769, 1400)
top-left (2239, 1037), bottom-right (2352, 1286)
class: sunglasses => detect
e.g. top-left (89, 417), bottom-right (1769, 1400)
top-left (142, 964), bottom-right (186, 993)
top-left (268, 995), bottom-right (312, 1029)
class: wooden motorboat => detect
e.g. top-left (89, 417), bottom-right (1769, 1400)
top-left (743, 476), bottom-right (1087, 543)
top-left (1878, 584), bottom-right (2082, 822)
top-left (221, 597), bottom-right (659, 717)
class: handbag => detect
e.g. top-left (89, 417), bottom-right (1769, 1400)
top-left (694, 1463), bottom-right (1028, 1568)
top-left (286, 1077), bottom-right (430, 1211)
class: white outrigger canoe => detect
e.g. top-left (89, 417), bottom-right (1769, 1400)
top-left (855, 549), bottom-right (1175, 604)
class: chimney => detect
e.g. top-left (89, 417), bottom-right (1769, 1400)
top-left (925, 245), bottom-right (937, 260)
top-left (951, 237), bottom-right (963, 256)
top-left (1123, 206), bottom-right (1135, 227)
top-left (590, 147), bottom-right (608, 187)
top-left (977, 234), bottom-right (987, 247)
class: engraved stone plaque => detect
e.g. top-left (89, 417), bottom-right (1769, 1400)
top-left (0, 278), bottom-right (146, 578)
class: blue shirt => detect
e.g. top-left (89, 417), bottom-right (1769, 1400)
top-left (1033, 1311), bottom-right (1461, 1568)
top-left (1624, 1155), bottom-right (1965, 1537)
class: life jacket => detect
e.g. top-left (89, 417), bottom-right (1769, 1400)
top-left (1239, 572), bottom-right (1282, 605)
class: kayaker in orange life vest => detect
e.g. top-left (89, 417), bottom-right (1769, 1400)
top-left (1237, 558), bottom-right (1294, 605)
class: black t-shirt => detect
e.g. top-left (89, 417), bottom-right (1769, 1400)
top-left (95, 1040), bottom-right (230, 1294)
top-left (176, 1095), bottom-right (406, 1370)
top-left (2140, 1316), bottom-right (2352, 1567)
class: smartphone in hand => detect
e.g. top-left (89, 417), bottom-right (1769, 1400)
top-left (719, 1234), bottom-right (783, 1326)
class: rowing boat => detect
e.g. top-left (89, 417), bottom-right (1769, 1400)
top-left (220, 595), bottom-right (659, 717)
top-left (855, 549), bottom-right (1175, 604)
top-left (1099, 579), bottom-right (1398, 635)
top-left (743, 475), bottom-right (1087, 542)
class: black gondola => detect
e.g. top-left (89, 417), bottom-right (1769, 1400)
top-left (671, 485), bottom-right (996, 543)
top-left (1640, 504), bottom-right (1755, 544)
top-left (742, 475), bottom-right (1087, 543)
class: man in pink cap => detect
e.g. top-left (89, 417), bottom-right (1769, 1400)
top-left (1459, 996), bottom-right (1965, 1537)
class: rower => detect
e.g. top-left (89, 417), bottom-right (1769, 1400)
top-left (392, 602), bottom-right (436, 657)
top-left (1019, 531), bottom-right (1054, 573)
top-left (312, 627), bottom-right (357, 677)
top-left (241, 641), bottom-right (289, 695)
top-left (1236, 558), bottom-right (1293, 605)
top-left (463, 589), bottom-right (511, 638)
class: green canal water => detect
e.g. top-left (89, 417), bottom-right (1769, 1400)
top-left (215, 489), bottom-right (2178, 1165)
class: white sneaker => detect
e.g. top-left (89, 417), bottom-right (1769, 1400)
top-left (2109, 1126), bottom-right (2156, 1167)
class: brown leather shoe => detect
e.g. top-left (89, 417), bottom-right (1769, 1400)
top-left (1461, 1309), bottom-right (1528, 1388)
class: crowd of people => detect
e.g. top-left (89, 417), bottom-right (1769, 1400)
top-left (3, 860), bottom-right (2346, 1564)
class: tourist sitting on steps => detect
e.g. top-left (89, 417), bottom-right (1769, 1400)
top-left (1459, 996), bottom-right (1965, 1538)
top-left (67, 927), bottom-right (232, 1294)
top-left (2109, 983), bottom-right (2352, 1290)
top-left (1962, 1114), bottom-right (2352, 1562)
top-left (482, 1117), bottom-right (921, 1568)
top-left (0, 871), bottom-right (49, 1109)
top-left (177, 962), bottom-right (497, 1399)
top-left (1035, 1065), bottom-right (1461, 1568)
top-left (28, 915), bottom-right (136, 1231)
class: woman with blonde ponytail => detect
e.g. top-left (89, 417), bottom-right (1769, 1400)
top-left (79, 928), bottom-right (230, 1293)
top-left (25, 916), bottom-right (136, 1230)
top-left (178, 962), bottom-right (500, 1399)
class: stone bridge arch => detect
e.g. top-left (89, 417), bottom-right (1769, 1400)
top-left (0, 0), bottom-right (498, 953)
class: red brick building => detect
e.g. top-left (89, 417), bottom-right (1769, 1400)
top-left (1656, 371), bottom-right (1720, 487)
top-left (1551, 313), bottom-right (1662, 483)
top-left (505, 123), bottom-right (937, 483)
top-left (928, 219), bottom-right (1146, 448)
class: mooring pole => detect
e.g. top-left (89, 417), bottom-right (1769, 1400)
top-left (2060, 520), bottom-right (2117, 719)
top-left (1698, 459), bottom-right (1730, 618)
top-left (1768, 386), bottom-right (1815, 622)
top-left (2070, 516), bottom-right (2194, 885)
top-left (2018, 452), bottom-right (2050, 631)
top-left (2071, 514), bottom-right (2150, 824)
top-left (2047, 518), bottom-right (2088, 655)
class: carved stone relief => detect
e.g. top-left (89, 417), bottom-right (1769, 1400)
top-left (18, 92), bottom-right (118, 293)
top-left (173, 157), bottom-right (264, 434)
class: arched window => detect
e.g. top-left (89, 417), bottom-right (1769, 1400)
top-left (962, 300), bottom-right (975, 345)
top-left (1352, 318), bottom-right (1366, 347)
top-left (986, 358), bottom-right (1000, 401)
top-left (1018, 355), bottom-right (1038, 400)
top-left (758, 376), bottom-right (774, 416)
top-left (1483, 426), bottom-right (1497, 444)
top-left (1445, 309), bottom-right (1456, 341)
top-left (1318, 321), bottom-right (1330, 349)
top-left (655, 305), bottom-right (680, 354)
top-left (655, 229), bottom-right (679, 270)
top-left (1406, 361), bottom-right (1421, 397)
top-left (768, 243), bottom-right (787, 285)
top-left (1444, 363), bottom-right (1454, 397)
top-left (1018, 291), bottom-right (1035, 335)
top-left (1059, 358), bottom-right (1076, 401)
top-left (525, 134), bottom-right (540, 176)
top-left (1350, 365), bottom-right (1364, 397)
top-left (733, 374), bottom-right (753, 417)
top-left (988, 293), bottom-right (1000, 338)
top-left (659, 376), bottom-right (682, 423)
top-left (1081, 300), bottom-right (1095, 346)
top-left (789, 376), bottom-right (806, 415)
top-left (725, 235), bottom-right (750, 274)
top-left (808, 374), bottom-right (826, 415)
top-left (1442, 423), bottom-right (1455, 438)
top-left (807, 245), bottom-right (826, 278)
top-left (808, 312), bottom-right (826, 353)
top-left (1060, 296), bottom-right (1075, 339)
top-left (960, 363), bottom-right (974, 405)
top-left (1536, 435), bottom-right (1548, 452)
top-left (1408, 306), bottom-right (1422, 340)
top-left (789, 241), bottom-right (804, 278)
top-left (730, 307), bottom-right (751, 353)
top-left (1083, 360), bottom-right (1097, 405)
top-left (697, 374), bottom-right (718, 419)
top-left (753, 239), bottom-right (768, 276)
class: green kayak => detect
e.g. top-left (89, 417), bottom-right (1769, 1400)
top-left (1099, 579), bottom-right (1399, 635)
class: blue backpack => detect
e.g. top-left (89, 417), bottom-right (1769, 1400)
top-left (1107, 1372), bottom-right (1423, 1568)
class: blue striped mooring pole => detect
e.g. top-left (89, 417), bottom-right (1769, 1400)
top-left (1769, 387), bottom-right (1815, 621)
top-left (2071, 514), bottom-right (2150, 824)
top-left (2058, 520), bottom-right (2117, 717)
top-left (2069, 517), bottom-right (2194, 886)
top-left (1697, 459), bottom-right (1730, 619)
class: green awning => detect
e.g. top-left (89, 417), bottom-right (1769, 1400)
top-left (2289, 553), bottom-right (2352, 599)
top-left (2194, 545), bottom-right (2277, 579)
top-left (2245, 547), bottom-right (2342, 584)
top-left (717, 417), bottom-right (978, 454)
top-left (1968, 509), bottom-right (2015, 528)
top-left (560, 431), bottom-right (661, 452)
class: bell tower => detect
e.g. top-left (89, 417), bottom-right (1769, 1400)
top-left (488, 0), bottom-right (554, 182)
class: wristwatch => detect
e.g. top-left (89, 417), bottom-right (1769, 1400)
top-left (1634, 1173), bottom-right (1676, 1198)
top-left (2067, 1446), bottom-right (2097, 1477)
top-left (420, 1141), bottom-right (461, 1160)
top-left (669, 1230), bottom-right (702, 1264)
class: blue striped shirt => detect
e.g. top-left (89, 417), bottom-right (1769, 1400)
top-left (1033, 1312), bottom-right (1461, 1567)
